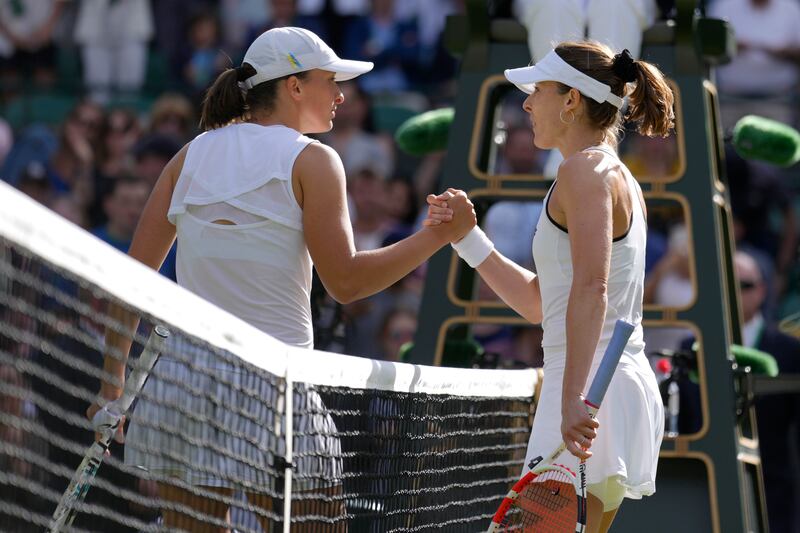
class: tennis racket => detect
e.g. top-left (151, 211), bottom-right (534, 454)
top-left (48, 325), bottom-right (169, 532)
top-left (488, 319), bottom-right (635, 533)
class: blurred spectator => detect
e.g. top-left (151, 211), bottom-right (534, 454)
top-left (485, 128), bottom-right (545, 270)
top-left (644, 223), bottom-right (692, 307)
top-left (178, 10), bottom-right (229, 99)
top-left (495, 126), bottom-right (546, 175)
top-left (152, 0), bottom-right (215, 84)
top-left (16, 161), bottom-right (53, 206)
top-left (725, 144), bottom-right (795, 305)
top-left (74, 0), bottom-right (154, 104)
top-left (344, 272), bottom-right (420, 358)
top-left (50, 194), bottom-right (89, 228)
top-left (709, 0), bottom-right (800, 128)
top-left (318, 80), bottom-right (395, 178)
top-left (262, 0), bottom-right (299, 29)
top-left (383, 177), bottom-right (417, 239)
top-left (0, 0), bottom-right (65, 92)
top-left (643, 224), bottom-right (695, 353)
top-left (484, 201), bottom-right (541, 271)
top-left (220, 0), bottom-right (270, 54)
top-left (734, 250), bottom-right (800, 533)
top-left (132, 133), bottom-right (183, 187)
top-left (89, 107), bottom-right (142, 226)
top-left (47, 100), bottom-right (105, 209)
top-left (379, 307), bottom-right (417, 361)
top-left (96, 107), bottom-right (142, 180)
top-left (393, 0), bottom-right (462, 91)
top-left (296, 0), bottom-right (369, 50)
top-left (675, 250), bottom-right (800, 531)
top-left (130, 135), bottom-right (180, 281)
top-left (512, 0), bottom-right (658, 62)
top-left (245, 0), bottom-right (329, 46)
top-left (91, 175), bottom-right (149, 253)
top-left (149, 92), bottom-right (196, 143)
top-left (343, 0), bottom-right (420, 93)
top-left (350, 165), bottom-right (391, 251)
top-left (89, 171), bottom-right (176, 277)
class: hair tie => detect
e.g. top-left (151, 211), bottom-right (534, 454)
top-left (612, 49), bottom-right (638, 83)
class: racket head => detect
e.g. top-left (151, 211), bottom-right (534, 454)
top-left (489, 463), bottom-right (586, 532)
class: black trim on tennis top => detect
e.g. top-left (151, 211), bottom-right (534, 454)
top-left (545, 180), bottom-right (634, 241)
top-left (612, 212), bottom-right (634, 242)
top-left (545, 181), bottom-right (569, 234)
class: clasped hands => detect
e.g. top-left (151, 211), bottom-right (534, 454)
top-left (423, 188), bottom-right (477, 244)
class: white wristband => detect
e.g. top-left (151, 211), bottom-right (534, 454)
top-left (451, 226), bottom-right (494, 268)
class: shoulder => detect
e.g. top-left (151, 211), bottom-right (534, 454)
top-left (556, 151), bottom-right (613, 194)
top-left (294, 142), bottom-right (346, 186)
top-left (295, 141), bottom-right (342, 170)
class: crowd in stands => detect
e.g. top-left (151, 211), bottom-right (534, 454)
top-left (0, 0), bottom-right (797, 362)
top-left (1, 0), bottom-right (800, 529)
top-left (0, 0), bottom-right (463, 362)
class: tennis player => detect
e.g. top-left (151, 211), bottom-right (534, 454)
top-left (429, 41), bottom-right (671, 532)
top-left (87, 27), bottom-right (474, 531)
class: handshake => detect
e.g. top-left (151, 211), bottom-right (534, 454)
top-left (424, 189), bottom-right (495, 268)
top-left (423, 188), bottom-right (475, 243)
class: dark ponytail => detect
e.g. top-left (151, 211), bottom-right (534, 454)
top-left (199, 63), bottom-right (310, 131)
top-left (199, 65), bottom-right (252, 130)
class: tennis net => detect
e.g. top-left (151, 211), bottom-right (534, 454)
top-left (0, 182), bottom-right (537, 532)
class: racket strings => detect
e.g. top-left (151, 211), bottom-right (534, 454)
top-left (499, 471), bottom-right (578, 532)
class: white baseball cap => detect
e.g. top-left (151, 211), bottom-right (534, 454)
top-left (504, 49), bottom-right (623, 108)
top-left (240, 27), bottom-right (374, 90)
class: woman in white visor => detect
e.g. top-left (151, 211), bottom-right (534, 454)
top-left (430, 41), bottom-right (674, 532)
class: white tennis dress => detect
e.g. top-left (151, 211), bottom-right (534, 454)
top-left (125, 123), bottom-right (342, 491)
top-left (523, 145), bottom-right (664, 509)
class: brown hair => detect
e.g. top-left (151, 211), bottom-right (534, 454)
top-left (199, 64), bottom-right (310, 130)
top-left (553, 41), bottom-right (675, 140)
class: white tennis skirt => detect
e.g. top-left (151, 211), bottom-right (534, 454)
top-left (523, 348), bottom-right (664, 507)
top-left (125, 340), bottom-right (342, 492)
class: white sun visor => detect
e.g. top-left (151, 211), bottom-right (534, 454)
top-left (504, 50), bottom-right (624, 109)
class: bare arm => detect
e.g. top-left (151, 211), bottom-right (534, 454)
top-left (298, 143), bottom-right (473, 303)
top-left (424, 192), bottom-right (543, 323)
top-left (98, 145), bottom-right (187, 401)
top-left (559, 156), bottom-right (612, 401)
top-left (473, 251), bottom-right (543, 324)
top-left (558, 155), bottom-right (613, 458)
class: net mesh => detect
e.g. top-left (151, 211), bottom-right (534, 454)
top-left (0, 182), bottom-right (537, 532)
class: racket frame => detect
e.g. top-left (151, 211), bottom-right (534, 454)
top-left (48, 325), bottom-right (169, 532)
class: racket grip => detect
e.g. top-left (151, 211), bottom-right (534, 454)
top-left (116, 325), bottom-right (169, 410)
top-left (584, 320), bottom-right (635, 411)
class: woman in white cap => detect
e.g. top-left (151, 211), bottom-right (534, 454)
top-left (430, 41), bottom-right (673, 532)
top-left (87, 27), bottom-right (474, 531)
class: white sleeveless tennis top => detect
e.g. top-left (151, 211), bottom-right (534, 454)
top-left (168, 123), bottom-right (317, 348)
top-left (533, 144), bottom-right (647, 363)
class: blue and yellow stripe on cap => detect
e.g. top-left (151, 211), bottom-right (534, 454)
top-left (287, 52), bottom-right (303, 69)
